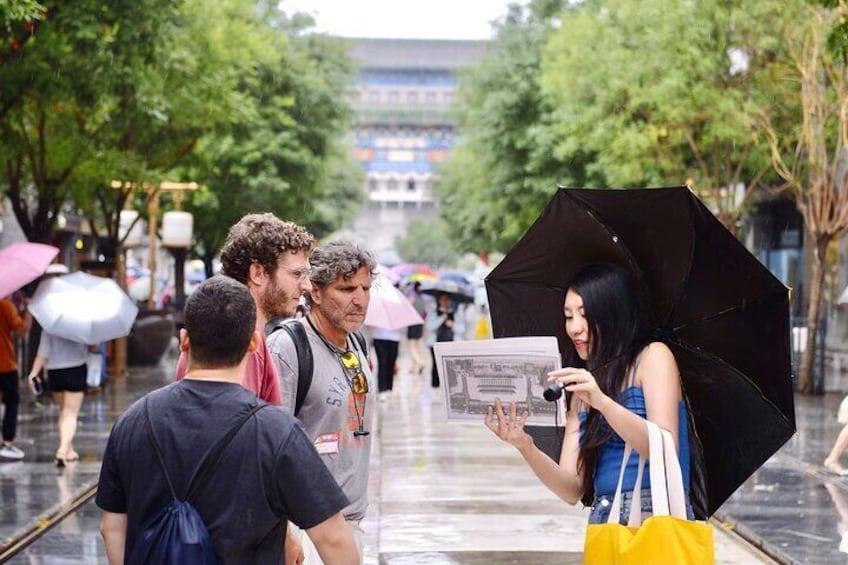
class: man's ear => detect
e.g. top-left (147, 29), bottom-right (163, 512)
top-left (308, 285), bottom-right (322, 307)
top-left (179, 328), bottom-right (190, 352)
top-left (247, 330), bottom-right (261, 354)
top-left (248, 263), bottom-right (268, 288)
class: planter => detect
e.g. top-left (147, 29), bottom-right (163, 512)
top-left (128, 310), bottom-right (174, 366)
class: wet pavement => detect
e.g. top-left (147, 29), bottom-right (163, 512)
top-left (0, 346), bottom-right (840, 563)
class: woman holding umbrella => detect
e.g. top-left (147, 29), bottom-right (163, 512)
top-left (485, 263), bottom-right (693, 523)
top-left (26, 266), bottom-right (99, 467)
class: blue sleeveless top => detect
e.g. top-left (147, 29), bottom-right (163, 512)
top-left (578, 386), bottom-right (691, 497)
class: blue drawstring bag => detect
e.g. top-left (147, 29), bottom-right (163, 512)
top-left (127, 399), bottom-right (267, 565)
top-left (129, 499), bottom-right (217, 565)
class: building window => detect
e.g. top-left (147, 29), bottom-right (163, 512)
top-left (368, 179), bottom-right (379, 192)
top-left (407, 179), bottom-right (416, 191)
top-left (387, 178), bottom-right (398, 191)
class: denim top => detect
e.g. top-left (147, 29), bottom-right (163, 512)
top-left (578, 386), bottom-right (691, 497)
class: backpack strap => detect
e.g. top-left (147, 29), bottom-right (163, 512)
top-left (267, 318), bottom-right (314, 417)
top-left (144, 397), bottom-right (269, 502)
top-left (267, 318), bottom-right (366, 416)
top-left (352, 331), bottom-right (369, 361)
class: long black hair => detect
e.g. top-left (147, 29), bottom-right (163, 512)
top-left (566, 263), bottom-right (649, 505)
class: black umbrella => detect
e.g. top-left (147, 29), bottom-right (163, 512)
top-left (418, 278), bottom-right (475, 303)
top-left (485, 186), bottom-right (794, 517)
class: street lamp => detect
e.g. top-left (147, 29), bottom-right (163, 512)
top-left (110, 180), bottom-right (198, 310)
top-left (161, 208), bottom-right (193, 326)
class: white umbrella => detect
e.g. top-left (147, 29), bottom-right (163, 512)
top-left (365, 275), bottom-right (425, 330)
top-left (29, 271), bottom-right (139, 344)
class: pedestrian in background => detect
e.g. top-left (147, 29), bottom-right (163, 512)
top-left (97, 276), bottom-right (358, 564)
top-left (372, 325), bottom-right (401, 395)
top-left (405, 282), bottom-right (426, 374)
top-left (824, 397), bottom-right (848, 475)
top-left (27, 328), bottom-right (98, 467)
top-left (428, 292), bottom-right (455, 389)
top-left (0, 295), bottom-right (31, 460)
top-left (268, 240), bottom-right (377, 564)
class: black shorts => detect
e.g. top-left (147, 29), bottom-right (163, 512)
top-left (407, 324), bottom-right (424, 339)
top-left (47, 364), bottom-right (87, 393)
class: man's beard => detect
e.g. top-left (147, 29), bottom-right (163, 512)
top-left (259, 279), bottom-right (295, 320)
top-left (319, 297), bottom-right (366, 335)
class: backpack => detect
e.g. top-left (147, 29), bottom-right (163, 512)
top-left (128, 399), bottom-right (269, 565)
top-left (266, 317), bottom-right (368, 416)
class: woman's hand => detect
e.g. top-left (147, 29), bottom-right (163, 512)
top-left (485, 398), bottom-right (532, 452)
top-left (547, 367), bottom-right (610, 412)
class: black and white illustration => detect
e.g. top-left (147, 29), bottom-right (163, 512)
top-left (434, 337), bottom-right (564, 426)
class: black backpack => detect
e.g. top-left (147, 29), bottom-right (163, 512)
top-left (128, 399), bottom-right (269, 565)
top-left (266, 318), bottom-right (368, 416)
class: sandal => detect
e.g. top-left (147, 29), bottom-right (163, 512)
top-left (824, 459), bottom-right (848, 476)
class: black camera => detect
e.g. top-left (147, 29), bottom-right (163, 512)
top-left (543, 382), bottom-right (564, 402)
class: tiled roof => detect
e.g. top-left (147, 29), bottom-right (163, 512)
top-left (345, 38), bottom-right (489, 70)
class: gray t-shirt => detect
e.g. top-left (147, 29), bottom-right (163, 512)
top-left (267, 318), bottom-right (374, 521)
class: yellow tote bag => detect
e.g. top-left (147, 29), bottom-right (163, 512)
top-left (583, 421), bottom-right (714, 565)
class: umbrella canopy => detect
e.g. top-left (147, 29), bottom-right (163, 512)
top-left (418, 278), bottom-right (475, 304)
top-left (0, 242), bottom-right (59, 297)
top-left (389, 263), bottom-right (438, 283)
top-left (364, 275), bottom-right (425, 330)
top-left (485, 186), bottom-right (794, 517)
top-left (29, 271), bottom-right (139, 344)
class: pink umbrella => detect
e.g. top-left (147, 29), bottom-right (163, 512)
top-left (365, 275), bottom-right (425, 330)
top-left (0, 242), bottom-right (60, 298)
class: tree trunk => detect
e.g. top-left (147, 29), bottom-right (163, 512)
top-left (201, 251), bottom-right (215, 280)
top-left (799, 236), bottom-right (830, 393)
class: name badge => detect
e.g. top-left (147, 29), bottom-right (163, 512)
top-left (314, 432), bottom-right (340, 455)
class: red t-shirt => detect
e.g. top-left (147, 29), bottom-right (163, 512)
top-left (0, 299), bottom-right (24, 373)
top-left (174, 323), bottom-right (282, 406)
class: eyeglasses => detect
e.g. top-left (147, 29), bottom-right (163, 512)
top-left (285, 267), bottom-right (313, 282)
top-left (340, 351), bottom-right (369, 395)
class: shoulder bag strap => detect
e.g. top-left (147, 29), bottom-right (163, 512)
top-left (144, 397), bottom-right (179, 501)
top-left (184, 402), bottom-right (270, 502)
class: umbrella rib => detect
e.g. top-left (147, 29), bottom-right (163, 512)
top-left (668, 289), bottom-right (787, 333)
top-left (579, 202), bottom-right (658, 324)
top-left (668, 337), bottom-right (796, 434)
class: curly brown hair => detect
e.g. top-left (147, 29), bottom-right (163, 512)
top-left (220, 213), bottom-right (316, 284)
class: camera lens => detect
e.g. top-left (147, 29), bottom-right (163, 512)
top-left (543, 383), bottom-right (563, 402)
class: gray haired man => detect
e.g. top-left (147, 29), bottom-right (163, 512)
top-left (268, 241), bottom-right (377, 564)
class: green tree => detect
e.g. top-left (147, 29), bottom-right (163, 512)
top-left (186, 8), bottom-right (362, 273)
top-left (540, 0), bottom-right (796, 229)
top-left (395, 219), bottom-right (459, 268)
top-left (0, 0), bottom-right (230, 245)
top-left (436, 1), bottom-right (571, 254)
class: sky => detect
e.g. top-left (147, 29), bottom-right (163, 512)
top-left (281, 0), bottom-right (521, 40)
